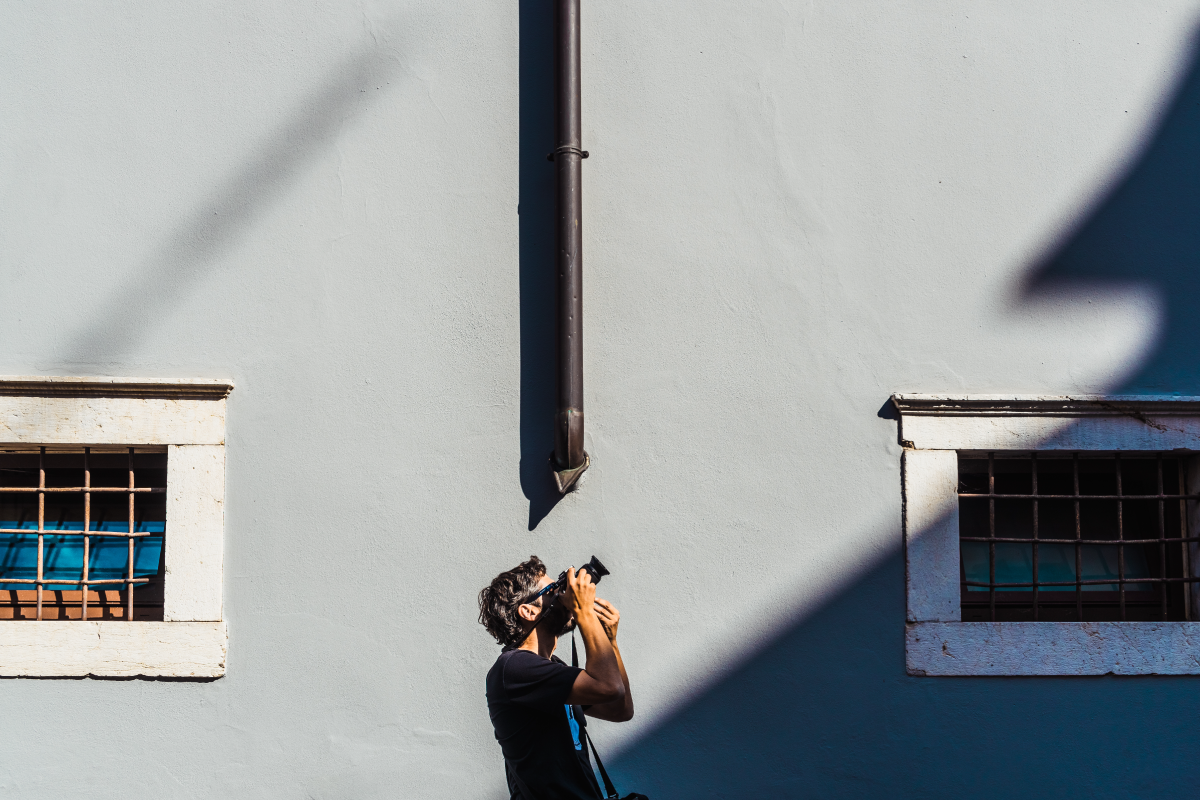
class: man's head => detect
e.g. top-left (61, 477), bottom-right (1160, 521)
top-left (479, 556), bottom-right (574, 648)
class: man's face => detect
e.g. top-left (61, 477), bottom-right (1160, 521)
top-left (527, 574), bottom-right (575, 637)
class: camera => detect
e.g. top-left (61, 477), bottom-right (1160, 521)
top-left (558, 555), bottom-right (609, 588)
top-left (532, 556), bottom-right (610, 603)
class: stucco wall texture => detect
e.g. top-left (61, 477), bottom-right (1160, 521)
top-left (3, 2), bottom-right (1200, 797)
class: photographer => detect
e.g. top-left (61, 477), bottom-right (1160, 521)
top-left (479, 556), bottom-right (634, 799)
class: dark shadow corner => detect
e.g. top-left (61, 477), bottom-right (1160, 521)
top-left (519, 0), bottom-right (562, 530)
top-left (609, 545), bottom-right (1200, 798)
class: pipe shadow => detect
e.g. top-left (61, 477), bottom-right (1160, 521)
top-left (608, 26), bottom-right (1200, 799)
top-left (518, 0), bottom-right (562, 529)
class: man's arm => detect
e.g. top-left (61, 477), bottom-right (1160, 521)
top-left (563, 568), bottom-right (626, 706)
top-left (584, 598), bottom-right (633, 722)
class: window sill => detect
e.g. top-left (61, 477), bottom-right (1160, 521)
top-left (0, 621), bottom-right (227, 677)
top-left (907, 621), bottom-right (1200, 676)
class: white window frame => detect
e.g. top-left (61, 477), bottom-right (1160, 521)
top-left (897, 394), bottom-right (1200, 676)
top-left (0, 377), bottom-right (231, 678)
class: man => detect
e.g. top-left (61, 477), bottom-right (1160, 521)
top-left (479, 556), bottom-right (634, 799)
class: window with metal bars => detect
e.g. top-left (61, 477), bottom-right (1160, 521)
top-left (0, 447), bottom-right (166, 621)
top-left (959, 453), bottom-right (1194, 622)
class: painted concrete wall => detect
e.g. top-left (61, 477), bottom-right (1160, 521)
top-left (2, 1), bottom-right (1200, 797)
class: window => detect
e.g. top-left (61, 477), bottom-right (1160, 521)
top-left (0, 448), bottom-right (167, 621)
top-left (958, 453), bottom-right (1192, 622)
top-left (0, 378), bottom-right (231, 678)
top-left (896, 395), bottom-right (1200, 676)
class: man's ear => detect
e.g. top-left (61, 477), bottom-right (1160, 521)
top-left (517, 602), bottom-right (540, 623)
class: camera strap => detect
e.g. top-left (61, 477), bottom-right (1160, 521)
top-left (572, 632), bottom-right (620, 800)
top-left (583, 726), bottom-right (620, 799)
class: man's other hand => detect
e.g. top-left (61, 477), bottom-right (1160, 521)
top-left (594, 598), bottom-right (620, 641)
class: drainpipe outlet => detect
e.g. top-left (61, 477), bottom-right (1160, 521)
top-left (553, 451), bottom-right (590, 494)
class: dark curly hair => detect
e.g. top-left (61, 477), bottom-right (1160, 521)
top-left (478, 555), bottom-right (547, 647)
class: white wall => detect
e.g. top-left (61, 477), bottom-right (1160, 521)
top-left (2, 2), bottom-right (1198, 797)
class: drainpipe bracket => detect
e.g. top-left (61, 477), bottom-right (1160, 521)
top-left (553, 452), bottom-right (590, 494)
top-left (547, 147), bottom-right (589, 161)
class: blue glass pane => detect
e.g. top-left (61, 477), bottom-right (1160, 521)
top-left (0, 523), bottom-right (163, 590)
top-left (1036, 543), bottom-right (1079, 591)
top-left (963, 540), bottom-right (1152, 592)
top-left (0, 451), bottom-right (167, 598)
top-left (962, 541), bottom-right (989, 592)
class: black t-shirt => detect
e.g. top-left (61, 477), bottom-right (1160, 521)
top-left (486, 648), bottom-right (603, 800)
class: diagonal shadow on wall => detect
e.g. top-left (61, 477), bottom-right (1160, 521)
top-left (607, 29), bottom-right (1200, 800)
top-left (55, 44), bottom-right (400, 368)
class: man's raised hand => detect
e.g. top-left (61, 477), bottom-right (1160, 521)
top-left (594, 598), bottom-right (620, 641)
top-left (565, 565), bottom-right (597, 621)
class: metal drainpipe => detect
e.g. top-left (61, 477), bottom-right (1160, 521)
top-left (550, 0), bottom-right (589, 493)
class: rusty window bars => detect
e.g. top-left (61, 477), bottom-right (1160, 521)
top-left (958, 453), bottom-right (1195, 622)
top-left (0, 447), bottom-right (166, 621)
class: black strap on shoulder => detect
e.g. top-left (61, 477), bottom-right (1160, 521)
top-left (571, 631), bottom-right (620, 799)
